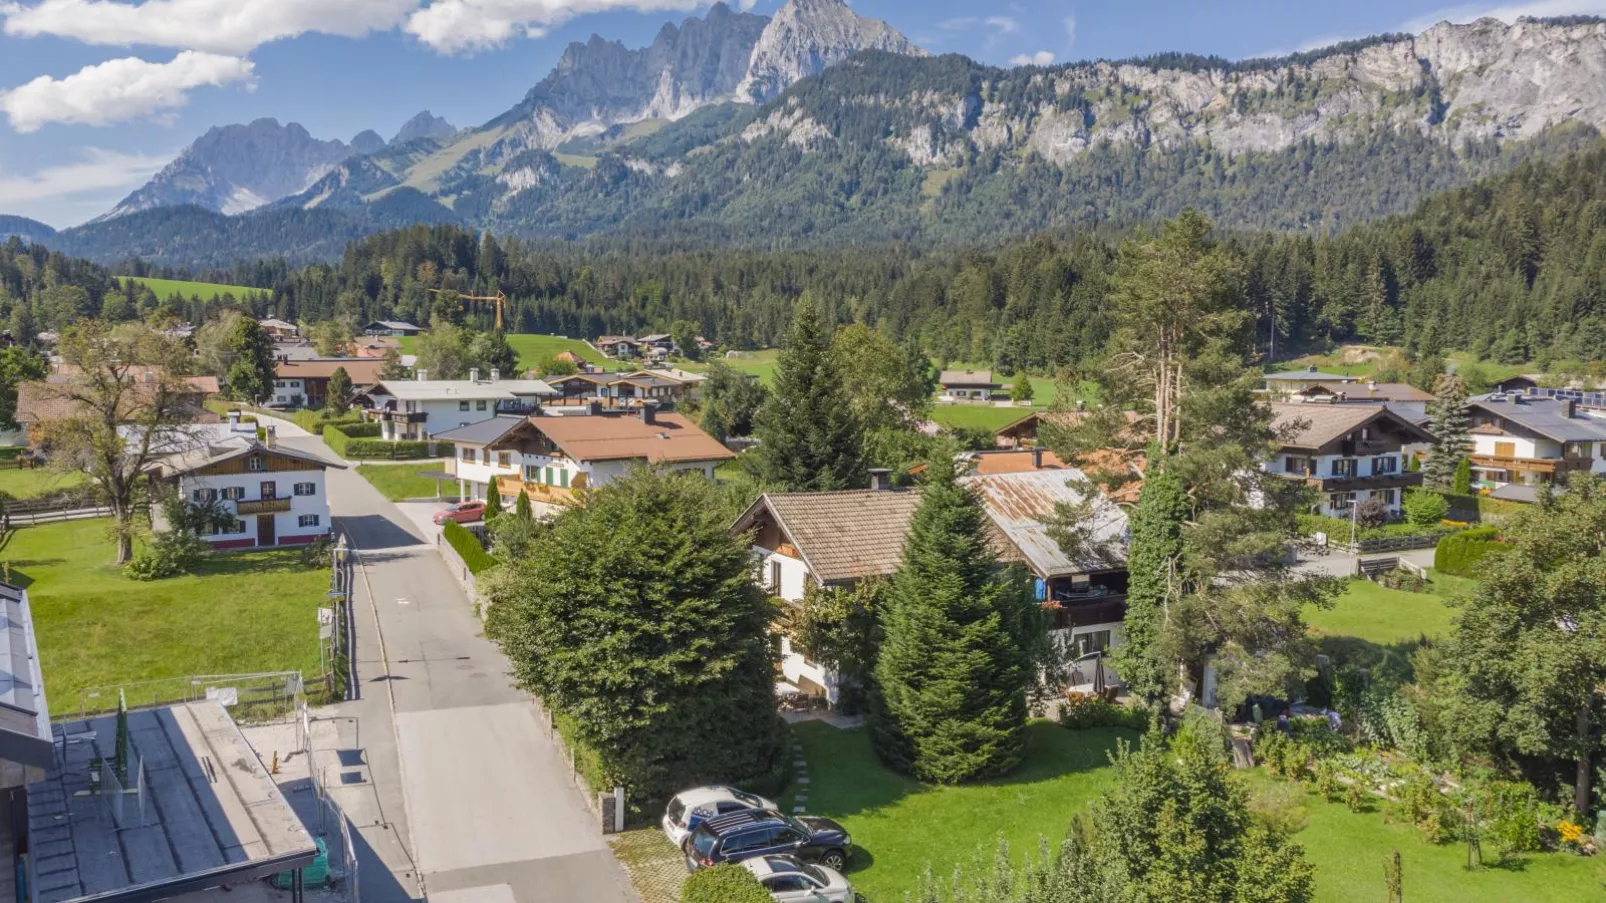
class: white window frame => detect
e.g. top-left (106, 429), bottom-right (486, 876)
top-left (294, 482), bottom-right (316, 496)
top-left (298, 514), bottom-right (321, 528)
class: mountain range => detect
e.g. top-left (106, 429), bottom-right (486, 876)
top-left (26, 8), bottom-right (1606, 267)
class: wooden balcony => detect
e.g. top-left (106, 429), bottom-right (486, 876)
top-left (1467, 454), bottom-right (1594, 476)
top-left (235, 497), bottom-right (292, 515)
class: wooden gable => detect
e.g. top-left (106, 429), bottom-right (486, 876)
top-left (193, 450), bottom-right (323, 476)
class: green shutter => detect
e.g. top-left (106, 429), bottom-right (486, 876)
top-left (560, 469), bottom-right (569, 488)
top-left (546, 466), bottom-right (554, 485)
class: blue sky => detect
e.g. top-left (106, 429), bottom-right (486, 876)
top-left (0, 0), bottom-right (1599, 227)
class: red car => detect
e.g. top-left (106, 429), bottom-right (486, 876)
top-left (433, 500), bottom-right (486, 525)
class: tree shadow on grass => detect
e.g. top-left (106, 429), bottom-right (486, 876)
top-left (198, 549), bottom-right (322, 577)
top-left (2, 559), bottom-right (63, 589)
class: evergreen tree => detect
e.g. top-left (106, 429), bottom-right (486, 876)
top-left (326, 367), bottom-right (353, 415)
top-left (752, 296), bottom-right (866, 491)
top-left (485, 468), bottom-right (784, 802)
top-left (468, 329), bottom-right (518, 376)
top-left (1114, 458), bottom-right (1188, 704)
top-left (870, 463), bottom-right (1039, 783)
top-left (0, 345), bottom-right (46, 430)
top-left (223, 315), bottom-right (276, 403)
top-left (1453, 456), bottom-right (1473, 495)
top-left (1009, 374), bottom-right (1035, 404)
top-left (513, 489), bottom-right (533, 521)
top-left (1423, 373), bottom-right (1471, 490)
top-left (484, 487), bottom-right (504, 521)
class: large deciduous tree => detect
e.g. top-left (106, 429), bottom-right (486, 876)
top-left (828, 323), bottom-right (934, 431)
top-left (870, 463), bottom-right (1042, 783)
top-left (699, 361), bottom-right (767, 439)
top-left (752, 296), bottom-right (866, 491)
top-left (485, 468), bottom-right (785, 802)
top-left (36, 321), bottom-right (204, 564)
top-left (223, 315), bottom-right (276, 404)
top-left (0, 345), bottom-right (46, 430)
top-left (1437, 476), bottom-right (1606, 814)
top-left (1422, 373), bottom-right (1470, 491)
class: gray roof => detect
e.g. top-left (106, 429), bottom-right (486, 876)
top-left (372, 378), bottom-right (557, 400)
top-left (1469, 396), bottom-right (1606, 443)
top-left (368, 320), bottom-right (420, 330)
top-left (964, 468), bottom-right (1129, 578)
top-left (429, 415), bottom-right (527, 444)
top-left (939, 369), bottom-right (998, 387)
top-left (28, 701), bottom-right (318, 903)
top-left (1264, 369), bottom-right (1357, 382)
top-left (0, 582), bottom-right (51, 769)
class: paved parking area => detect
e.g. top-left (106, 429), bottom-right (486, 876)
top-left (393, 500), bottom-right (452, 547)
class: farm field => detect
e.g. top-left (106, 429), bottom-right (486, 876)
top-left (401, 333), bottom-right (625, 372)
top-left (121, 276), bottom-right (265, 302)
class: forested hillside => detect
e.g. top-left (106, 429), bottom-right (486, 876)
top-left (12, 142), bottom-right (1585, 376)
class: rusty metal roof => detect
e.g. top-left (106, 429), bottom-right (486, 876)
top-left (963, 468), bottom-right (1129, 578)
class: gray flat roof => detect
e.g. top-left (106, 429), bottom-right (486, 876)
top-left (429, 414), bottom-right (527, 444)
top-left (28, 701), bottom-right (318, 903)
top-left (1470, 396), bottom-right (1606, 443)
top-left (0, 582), bottom-right (51, 769)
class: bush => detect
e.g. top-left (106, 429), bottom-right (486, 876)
top-left (1345, 780), bottom-right (1370, 812)
top-left (1434, 525), bottom-right (1506, 576)
top-left (1248, 780), bottom-right (1310, 835)
top-left (1314, 759), bottom-right (1341, 802)
top-left (681, 864), bottom-right (770, 903)
top-left (1477, 779), bottom-right (1553, 856)
top-left (1058, 695), bottom-right (1149, 731)
top-left (1402, 489), bottom-right (1450, 527)
top-left (1390, 772), bottom-right (1456, 844)
top-left (335, 432), bottom-right (434, 459)
top-left (125, 531), bottom-right (208, 580)
top-left (443, 520), bottom-right (494, 575)
top-left (291, 408), bottom-right (362, 435)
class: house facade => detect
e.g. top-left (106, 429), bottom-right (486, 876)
top-left (938, 370), bottom-right (1002, 402)
top-left (542, 372), bottom-right (687, 409)
top-left (152, 416), bottom-right (340, 549)
top-left (1262, 366), bottom-right (1361, 396)
top-left (433, 406), bottom-right (734, 508)
top-left (271, 359), bottom-right (387, 408)
top-left (362, 372), bottom-right (556, 440)
top-left (1464, 395), bottom-right (1606, 489)
top-left (596, 336), bottom-right (640, 358)
top-left (363, 320), bottom-right (422, 337)
top-left (1266, 402), bottom-right (1434, 518)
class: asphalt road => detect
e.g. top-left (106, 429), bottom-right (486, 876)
top-left (276, 424), bottom-right (635, 903)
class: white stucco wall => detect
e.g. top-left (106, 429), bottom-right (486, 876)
top-left (180, 468), bottom-right (330, 546)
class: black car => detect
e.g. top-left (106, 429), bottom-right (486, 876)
top-left (685, 808), bottom-right (852, 872)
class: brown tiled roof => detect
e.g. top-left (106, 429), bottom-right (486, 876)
top-left (526, 412), bottom-right (734, 464)
top-left (18, 377), bottom-right (216, 425)
top-left (47, 368), bottom-right (217, 396)
top-left (1299, 382), bottom-right (1433, 403)
top-left (939, 369), bottom-right (997, 387)
top-left (1270, 402), bottom-right (1435, 450)
top-left (735, 490), bottom-right (923, 584)
top-left (275, 359), bottom-right (388, 383)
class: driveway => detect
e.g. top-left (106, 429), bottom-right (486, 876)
top-left (278, 429), bottom-right (636, 903)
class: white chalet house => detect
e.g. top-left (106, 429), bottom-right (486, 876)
top-left (938, 369), bottom-right (1002, 402)
top-left (149, 414), bottom-right (341, 549)
top-left (1465, 394), bottom-right (1606, 490)
top-left (1265, 402), bottom-right (1435, 518)
top-left (431, 405), bottom-right (734, 509)
top-left (362, 370), bottom-right (556, 440)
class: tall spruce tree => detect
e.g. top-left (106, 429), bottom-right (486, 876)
top-left (224, 315), bottom-right (276, 404)
top-left (870, 463), bottom-right (1038, 783)
top-left (752, 296), bottom-right (866, 491)
top-left (1114, 458), bottom-right (1188, 704)
top-left (326, 366), bottom-right (353, 415)
top-left (1423, 373), bottom-right (1471, 491)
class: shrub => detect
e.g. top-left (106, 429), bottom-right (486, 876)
top-left (1477, 779), bottom-right (1552, 856)
top-left (1354, 496), bottom-right (1389, 528)
top-left (443, 521), bottom-right (494, 575)
top-left (1058, 695), bottom-right (1150, 731)
top-left (1314, 760), bottom-right (1341, 803)
top-left (1248, 780), bottom-right (1310, 835)
top-left (1401, 489), bottom-right (1450, 527)
top-left (680, 864), bottom-right (770, 903)
top-left (341, 437), bottom-right (434, 459)
top-left (1434, 525), bottom-right (1505, 576)
top-left (1254, 730), bottom-right (1309, 779)
top-left (1345, 780), bottom-right (1370, 813)
top-left (125, 531), bottom-right (208, 581)
top-left (1390, 772), bottom-right (1456, 844)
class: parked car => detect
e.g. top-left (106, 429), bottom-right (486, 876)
top-left (433, 500), bottom-right (486, 525)
top-left (741, 855), bottom-right (855, 902)
top-left (685, 809), bottom-right (851, 873)
top-left (662, 785), bottom-right (778, 847)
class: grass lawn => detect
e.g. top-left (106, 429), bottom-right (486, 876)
top-left (1306, 578), bottom-right (1459, 645)
top-left (400, 333), bottom-right (625, 373)
top-left (356, 463), bottom-right (451, 501)
top-left (1250, 775), bottom-right (1606, 902)
top-left (121, 276), bottom-right (264, 302)
top-left (6, 518), bottom-right (328, 708)
top-left (683, 349), bottom-right (781, 385)
top-left (788, 721), bottom-right (1134, 900)
top-left (0, 464), bottom-right (85, 499)
top-left (929, 404), bottom-right (1037, 432)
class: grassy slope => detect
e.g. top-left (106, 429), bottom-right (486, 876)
top-left (7, 518), bottom-right (328, 704)
top-left (121, 276), bottom-right (263, 302)
top-left (1305, 578), bottom-right (1460, 644)
top-left (400, 333), bottom-right (626, 372)
top-left (356, 463), bottom-right (451, 501)
top-left (1270, 347), bottom-right (1531, 382)
top-left (0, 464), bottom-right (86, 499)
top-left (787, 721), bottom-right (1133, 900)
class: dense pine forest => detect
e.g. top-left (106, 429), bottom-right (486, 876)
top-left (8, 143), bottom-right (1606, 371)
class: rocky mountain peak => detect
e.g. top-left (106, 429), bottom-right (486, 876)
top-left (350, 130), bottom-right (387, 155)
top-left (392, 111), bottom-right (457, 145)
top-left (736, 0), bottom-right (925, 102)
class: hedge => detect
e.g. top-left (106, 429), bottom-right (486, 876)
top-left (324, 423), bottom-right (432, 459)
top-left (1435, 525), bottom-right (1506, 577)
top-left (443, 520), bottom-right (494, 575)
top-left (291, 408), bottom-right (362, 435)
top-left (680, 864), bottom-right (770, 903)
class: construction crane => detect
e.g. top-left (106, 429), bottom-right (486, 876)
top-left (428, 289), bottom-right (508, 331)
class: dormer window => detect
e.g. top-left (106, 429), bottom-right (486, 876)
top-left (246, 456), bottom-right (266, 472)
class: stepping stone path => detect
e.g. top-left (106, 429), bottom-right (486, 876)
top-left (792, 740), bottom-right (809, 813)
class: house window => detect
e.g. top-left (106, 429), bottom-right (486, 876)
top-left (298, 514), bottom-right (320, 528)
top-left (1073, 630), bottom-right (1112, 657)
top-left (459, 401), bottom-right (470, 411)
top-left (462, 447), bottom-right (477, 463)
top-left (222, 486), bottom-right (245, 501)
top-left (192, 488), bottom-right (218, 503)
top-left (1371, 456), bottom-right (1398, 475)
top-left (1567, 442), bottom-right (1594, 458)
top-left (1331, 458), bottom-right (1357, 478)
top-left (1284, 456), bottom-right (1312, 475)
top-left (525, 464), bottom-right (540, 483)
top-left (476, 400), bottom-right (487, 411)
top-left (770, 559), bottom-right (782, 593)
top-left (1373, 489), bottom-right (1397, 507)
top-left (1494, 441), bottom-right (1517, 458)
top-left (246, 456), bottom-right (266, 472)
top-left (546, 466), bottom-right (555, 485)
top-left (1329, 491), bottom-right (1356, 512)
top-left (559, 468), bottom-right (569, 488)
top-left (274, 380), bottom-right (285, 388)
top-left (261, 481), bottom-right (277, 499)
top-left (294, 482), bottom-right (316, 496)
top-left (498, 452), bottom-right (511, 468)
top-left (230, 519), bottom-right (247, 534)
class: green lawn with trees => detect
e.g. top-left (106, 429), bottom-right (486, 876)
top-left (400, 332), bottom-right (621, 373)
top-left (8, 518), bottom-right (328, 706)
top-left (1305, 579), bottom-right (1459, 644)
top-left (0, 465), bottom-right (86, 499)
top-left (119, 276), bottom-right (264, 302)
top-left (356, 464), bottom-right (450, 501)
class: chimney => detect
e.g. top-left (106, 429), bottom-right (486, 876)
top-left (416, 369), bottom-right (428, 382)
top-left (868, 468), bottom-right (892, 491)
top-left (490, 369), bottom-right (499, 382)
top-left (1566, 399), bottom-right (1577, 419)
top-left (1031, 448), bottom-right (1044, 469)
top-left (227, 410), bottom-right (242, 432)
top-left (264, 424), bottom-right (277, 448)
top-left (640, 403), bottom-right (657, 425)
top-left (1307, 365), bottom-right (1318, 373)
top-left (469, 367), bottom-right (480, 383)
top-left (1368, 380), bottom-right (1378, 392)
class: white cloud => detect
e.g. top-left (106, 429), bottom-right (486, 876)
top-left (0, 0), bottom-right (417, 55)
top-left (0, 52), bottom-right (254, 133)
top-left (1010, 50), bottom-right (1055, 66)
top-left (936, 14), bottom-right (1018, 50)
top-left (0, 148), bottom-right (171, 213)
top-left (985, 15), bottom-right (1018, 34)
top-left (405, 0), bottom-right (706, 54)
top-left (1063, 14), bottom-right (1076, 46)
top-left (1399, 0), bottom-right (1606, 33)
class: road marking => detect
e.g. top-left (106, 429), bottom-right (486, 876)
top-left (397, 598), bottom-right (411, 605)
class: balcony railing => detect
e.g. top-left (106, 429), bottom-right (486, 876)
top-left (1468, 453), bottom-right (1594, 475)
top-left (236, 497), bottom-right (292, 515)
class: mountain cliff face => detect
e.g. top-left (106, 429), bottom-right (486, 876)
top-left (736, 0), bottom-right (924, 102)
top-left (102, 119), bottom-right (367, 219)
top-left (392, 111), bottom-right (457, 145)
